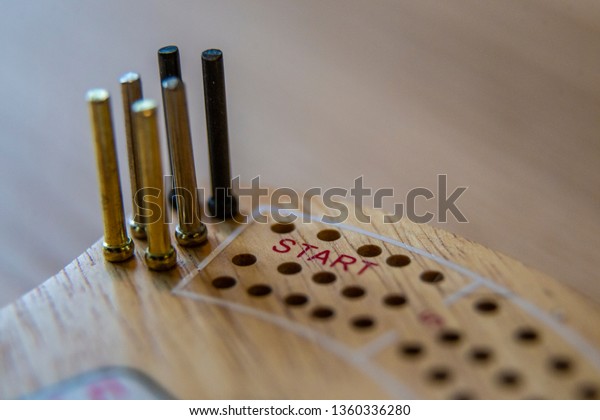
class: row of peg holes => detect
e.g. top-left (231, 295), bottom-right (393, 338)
top-left (234, 255), bottom-right (442, 283)
top-left (211, 274), bottom-right (378, 329)
top-left (225, 255), bottom-right (504, 314)
top-left (398, 328), bottom-right (598, 398)
top-left (399, 328), bottom-right (570, 368)
top-left (214, 270), bottom-right (538, 337)
top-left (427, 368), bottom-right (596, 400)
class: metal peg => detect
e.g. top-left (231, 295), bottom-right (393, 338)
top-left (162, 77), bottom-right (207, 247)
top-left (87, 89), bottom-right (134, 262)
top-left (132, 99), bottom-right (177, 271)
top-left (119, 72), bottom-right (146, 239)
top-left (202, 49), bottom-right (238, 219)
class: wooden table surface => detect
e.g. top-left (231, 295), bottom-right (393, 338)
top-left (0, 0), bottom-right (599, 307)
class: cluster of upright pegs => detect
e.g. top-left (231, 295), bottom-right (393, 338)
top-left (87, 46), bottom-right (238, 271)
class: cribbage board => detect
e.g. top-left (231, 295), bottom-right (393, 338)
top-left (1, 201), bottom-right (599, 399)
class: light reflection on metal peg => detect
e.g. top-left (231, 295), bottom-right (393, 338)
top-left (162, 77), bottom-right (207, 247)
top-left (87, 89), bottom-right (134, 262)
top-left (131, 99), bottom-right (177, 271)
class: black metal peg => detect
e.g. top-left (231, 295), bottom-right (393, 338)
top-left (202, 49), bottom-right (238, 219)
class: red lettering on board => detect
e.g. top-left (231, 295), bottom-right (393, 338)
top-left (418, 309), bottom-right (444, 328)
top-left (272, 238), bottom-right (297, 253)
top-left (271, 239), bottom-right (384, 276)
top-left (297, 243), bottom-right (319, 258)
top-left (308, 250), bottom-right (330, 265)
top-left (358, 260), bottom-right (379, 274)
top-left (330, 254), bottom-right (357, 271)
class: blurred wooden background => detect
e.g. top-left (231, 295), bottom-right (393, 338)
top-left (0, 0), bottom-right (599, 307)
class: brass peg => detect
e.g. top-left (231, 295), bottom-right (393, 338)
top-left (119, 72), bottom-right (146, 239)
top-left (131, 99), bottom-right (177, 271)
top-left (87, 89), bottom-right (134, 262)
top-left (162, 77), bottom-right (207, 247)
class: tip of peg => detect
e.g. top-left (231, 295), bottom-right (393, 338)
top-left (158, 45), bottom-right (181, 80)
top-left (202, 49), bottom-right (223, 61)
top-left (86, 88), bottom-right (110, 103)
top-left (158, 45), bottom-right (179, 55)
top-left (132, 98), bottom-right (157, 113)
top-left (119, 72), bottom-right (140, 84)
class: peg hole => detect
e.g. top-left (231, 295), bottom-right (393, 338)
top-left (474, 298), bottom-right (499, 314)
top-left (469, 346), bottom-right (492, 363)
top-left (317, 229), bottom-right (341, 241)
top-left (277, 262), bottom-right (302, 275)
top-left (232, 253), bottom-right (257, 266)
top-left (342, 286), bottom-right (365, 299)
top-left (357, 244), bottom-right (382, 257)
top-left (451, 391), bottom-right (475, 400)
top-left (311, 306), bottom-right (335, 319)
top-left (399, 342), bottom-right (424, 358)
top-left (421, 270), bottom-right (444, 283)
top-left (427, 366), bottom-right (452, 384)
top-left (284, 293), bottom-right (309, 306)
top-left (247, 284), bottom-right (272, 297)
top-left (386, 254), bottom-right (411, 267)
top-left (383, 294), bottom-right (408, 307)
top-left (576, 383), bottom-right (598, 400)
top-left (351, 316), bottom-right (375, 329)
top-left (312, 271), bottom-right (336, 284)
top-left (438, 329), bottom-right (462, 345)
top-left (515, 326), bottom-right (539, 344)
top-left (271, 223), bottom-right (295, 234)
top-left (549, 356), bottom-right (573, 374)
top-left (496, 370), bottom-right (521, 387)
top-left (211, 276), bottom-right (236, 289)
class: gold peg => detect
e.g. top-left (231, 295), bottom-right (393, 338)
top-left (119, 72), bottom-right (146, 239)
top-left (87, 89), bottom-right (134, 262)
top-left (132, 99), bottom-right (177, 271)
top-left (162, 77), bottom-right (207, 247)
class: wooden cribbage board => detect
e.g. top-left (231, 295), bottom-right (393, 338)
top-left (1, 202), bottom-right (599, 400)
